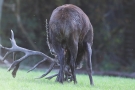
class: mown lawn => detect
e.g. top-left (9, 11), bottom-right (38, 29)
top-left (0, 67), bottom-right (135, 90)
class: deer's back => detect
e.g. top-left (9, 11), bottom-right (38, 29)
top-left (49, 4), bottom-right (93, 45)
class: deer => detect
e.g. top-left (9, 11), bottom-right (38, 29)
top-left (0, 4), bottom-right (94, 86)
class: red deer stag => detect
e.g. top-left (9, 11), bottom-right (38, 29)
top-left (0, 4), bottom-right (94, 85)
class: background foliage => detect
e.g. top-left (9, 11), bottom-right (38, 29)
top-left (1, 0), bottom-right (135, 72)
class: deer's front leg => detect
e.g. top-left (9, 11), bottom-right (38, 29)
top-left (53, 43), bottom-right (65, 83)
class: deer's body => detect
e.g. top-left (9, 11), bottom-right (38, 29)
top-left (2, 4), bottom-right (94, 86)
top-left (48, 4), bottom-right (93, 85)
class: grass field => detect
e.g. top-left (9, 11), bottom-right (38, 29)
top-left (0, 67), bottom-right (135, 90)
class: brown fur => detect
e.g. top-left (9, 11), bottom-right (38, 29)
top-left (47, 4), bottom-right (94, 85)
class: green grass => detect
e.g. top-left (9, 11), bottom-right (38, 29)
top-left (0, 67), bottom-right (135, 90)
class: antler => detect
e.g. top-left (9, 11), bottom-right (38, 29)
top-left (0, 30), bottom-right (57, 78)
top-left (1, 30), bottom-right (73, 82)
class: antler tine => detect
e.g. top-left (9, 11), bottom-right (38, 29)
top-left (10, 30), bottom-right (17, 47)
top-left (2, 51), bottom-right (13, 61)
top-left (8, 54), bottom-right (30, 71)
top-left (0, 30), bottom-right (16, 50)
top-left (11, 52), bottom-right (18, 78)
top-left (0, 44), bottom-right (10, 51)
top-left (1, 30), bottom-right (19, 61)
top-left (11, 63), bottom-right (20, 78)
top-left (45, 74), bottom-right (58, 80)
top-left (35, 62), bottom-right (56, 79)
top-left (27, 57), bottom-right (58, 73)
top-left (27, 58), bottom-right (48, 73)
